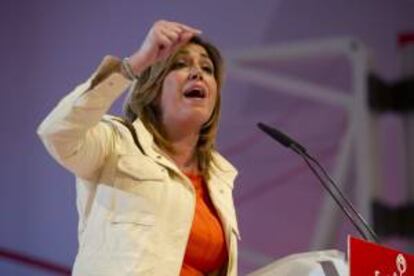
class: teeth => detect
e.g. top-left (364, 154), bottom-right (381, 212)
top-left (184, 89), bottom-right (205, 98)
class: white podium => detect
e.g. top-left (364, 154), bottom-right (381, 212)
top-left (248, 250), bottom-right (348, 276)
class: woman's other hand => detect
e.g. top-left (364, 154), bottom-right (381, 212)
top-left (127, 20), bottom-right (201, 75)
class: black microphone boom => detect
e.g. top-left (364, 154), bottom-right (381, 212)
top-left (257, 122), bottom-right (380, 244)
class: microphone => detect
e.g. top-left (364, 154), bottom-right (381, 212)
top-left (257, 122), bottom-right (380, 243)
top-left (257, 122), bottom-right (307, 154)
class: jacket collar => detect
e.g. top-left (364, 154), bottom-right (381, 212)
top-left (131, 119), bottom-right (238, 185)
top-left (131, 119), bottom-right (185, 174)
top-left (131, 119), bottom-right (155, 156)
top-left (210, 152), bottom-right (238, 189)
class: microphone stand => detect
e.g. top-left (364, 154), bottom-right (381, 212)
top-left (258, 122), bottom-right (380, 244)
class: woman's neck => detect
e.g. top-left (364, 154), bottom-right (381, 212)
top-left (163, 123), bottom-right (200, 174)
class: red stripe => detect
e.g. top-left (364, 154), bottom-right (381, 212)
top-left (0, 247), bottom-right (71, 275)
top-left (398, 33), bottom-right (414, 47)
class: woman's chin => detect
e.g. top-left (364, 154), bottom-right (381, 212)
top-left (179, 111), bottom-right (211, 128)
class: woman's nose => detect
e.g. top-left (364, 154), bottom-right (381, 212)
top-left (188, 66), bottom-right (203, 80)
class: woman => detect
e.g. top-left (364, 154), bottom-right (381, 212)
top-left (37, 20), bottom-right (240, 275)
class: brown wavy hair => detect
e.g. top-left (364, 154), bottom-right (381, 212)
top-left (123, 36), bottom-right (224, 181)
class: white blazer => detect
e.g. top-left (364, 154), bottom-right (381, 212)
top-left (37, 56), bottom-right (240, 276)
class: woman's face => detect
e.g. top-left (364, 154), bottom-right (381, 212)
top-left (159, 43), bottom-right (218, 131)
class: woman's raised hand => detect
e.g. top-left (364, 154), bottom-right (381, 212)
top-left (127, 20), bottom-right (201, 75)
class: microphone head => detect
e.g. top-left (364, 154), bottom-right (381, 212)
top-left (257, 122), bottom-right (291, 148)
top-left (257, 122), bottom-right (307, 153)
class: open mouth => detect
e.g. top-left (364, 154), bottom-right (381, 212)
top-left (183, 87), bottom-right (206, 99)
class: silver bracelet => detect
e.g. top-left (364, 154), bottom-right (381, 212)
top-left (122, 57), bottom-right (140, 81)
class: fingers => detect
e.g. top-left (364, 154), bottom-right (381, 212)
top-left (128, 20), bottom-right (202, 74)
top-left (166, 31), bottom-right (194, 59)
top-left (157, 21), bottom-right (200, 46)
top-left (156, 32), bottom-right (176, 60)
top-left (153, 20), bottom-right (201, 60)
top-left (169, 21), bottom-right (202, 36)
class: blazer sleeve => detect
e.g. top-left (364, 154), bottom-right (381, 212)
top-left (37, 56), bottom-right (131, 180)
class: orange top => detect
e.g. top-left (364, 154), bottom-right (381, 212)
top-left (180, 173), bottom-right (228, 276)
